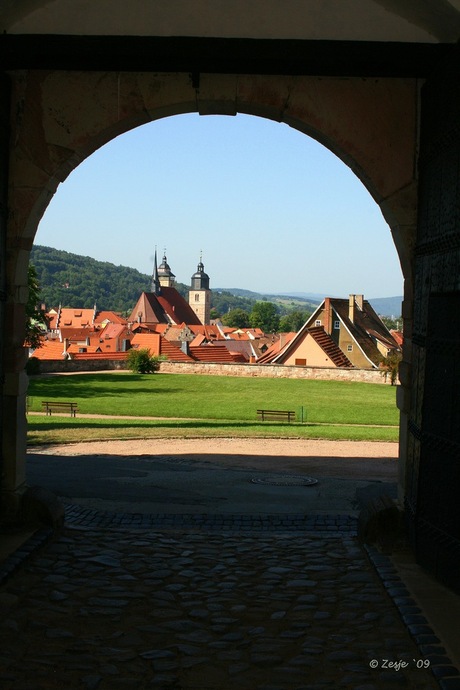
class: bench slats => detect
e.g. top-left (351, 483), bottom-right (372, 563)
top-left (257, 409), bottom-right (295, 422)
top-left (41, 401), bottom-right (78, 417)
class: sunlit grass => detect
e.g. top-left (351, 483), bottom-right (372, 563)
top-left (27, 415), bottom-right (399, 446)
top-left (27, 372), bottom-right (398, 426)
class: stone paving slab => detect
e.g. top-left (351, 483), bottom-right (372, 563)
top-left (0, 510), bottom-right (453, 690)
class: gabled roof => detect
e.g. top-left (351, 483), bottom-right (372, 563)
top-left (99, 323), bottom-right (128, 340)
top-left (325, 298), bottom-right (400, 365)
top-left (306, 326), bottom-right (353, 367)
top-left (128, 289), bottom-right (202, 326)
top-left (257, 333), bottom-right (297, 364)
top-left (131, 333), bottom-right (194, 362)
top-left (94, 311), bottom-right (127, 325)
top-left (157, 287), bottom-right (202, 325)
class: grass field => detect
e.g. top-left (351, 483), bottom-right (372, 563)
top-left (27, 372), bottom-right (399, 445)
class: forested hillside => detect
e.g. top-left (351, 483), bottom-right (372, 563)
top-left (30, 245), bottom-right (315, 320)
top-left (30, 245), bottom-right (260, 315)
top-left (31, 246), bottom-right (158, 312)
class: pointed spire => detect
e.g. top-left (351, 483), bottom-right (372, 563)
top-left (151, 248), bottom-right (161, 294)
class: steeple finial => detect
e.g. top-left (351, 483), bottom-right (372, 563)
top-left (151, 248), bottom-right (161, 294)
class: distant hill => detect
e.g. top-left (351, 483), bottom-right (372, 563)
top-left (30, 245), bottom-right (194, 313)
top-left (30, 245), bottom-right (401, 317)
top-left (368, 296), bottom-right (403, 318)
top-left (215, 288), bottom-right (320, 312)
top-left (272, 291), bottom-right (403, 317)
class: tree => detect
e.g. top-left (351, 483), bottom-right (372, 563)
top-left (222, 308), bottom-right (251, 328)
top-left (249, 301), bottom-right (280, 333)
top-left (380, 351), bottom-right (402, 386)
top-left (25, 263), bottom-right (47, 349)
top-left (209, 307), bottom-right (221, 321)
top-left (126, 348), bottom-right (161, 374)
top-left (279, 310), bottom-right (310, 333)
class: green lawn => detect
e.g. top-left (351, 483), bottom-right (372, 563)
top-left (27, 372), bottom-right (399, 444)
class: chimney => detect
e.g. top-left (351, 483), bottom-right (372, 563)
top-left (355, 294), bottom-right (364, 310)
top-left (324, 297), bottom-right (332, 334)
top-left (348, 295), bottom-right (355, 322)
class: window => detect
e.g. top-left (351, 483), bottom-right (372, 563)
top-left (315, 320), bottom-right (321, 327)
top-left (295, 358), bottom-right (307, 366)
top-left (195, 294), bottom-right (200, 302)
top-left (347, 344), bottom-right (353, 352)
top-left (334, 320), bottom-right (340, 329)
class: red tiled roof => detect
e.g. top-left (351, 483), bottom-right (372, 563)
top-left (128, 289), bottom-right (202, 326)
top-left (190, 344), bottom-right (246, 363)
top-left (71, 352), bottom-right (127, 361)
top-left (31, 340), bottom-right (66, 360)
top-left (94, 311), bottom-right (127, 325)
top-left (131, 333), bottom-right (194, 362)
top-left (257, 333), bottom-right (297, 364)
top-left (390, 330), bottom-right (404, 347)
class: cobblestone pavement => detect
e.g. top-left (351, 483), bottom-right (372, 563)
top-left (0, 510), bottom-right (456, 690)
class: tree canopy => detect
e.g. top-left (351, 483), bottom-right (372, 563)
top-left (249, 301), bottom-right (280, 333)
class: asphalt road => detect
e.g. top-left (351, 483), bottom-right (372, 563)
top-left (26, 451), bottom-right (396, 515)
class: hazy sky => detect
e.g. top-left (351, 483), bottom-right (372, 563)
top-left (36, 113), bottom-right (403, 299)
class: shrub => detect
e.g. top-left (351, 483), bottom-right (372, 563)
top-left (26, 356), bottom-right (41, 376)
top-left (126, 348), bottom-right (161, 374)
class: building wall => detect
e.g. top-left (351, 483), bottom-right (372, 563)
top-left (188, 289), bottom-right (210, 325)
top-left (281, 332), bottom-right (337, 368)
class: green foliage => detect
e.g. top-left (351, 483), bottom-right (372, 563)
top-left (25, 264), bottom-right (47, 349)
top-left (222, 308), bottom-right (251, 328)
top-left (126, 348), bottom-right (161, 374)
top-left (279, 310), bottom-right (310, 332)
top-left (31, 245), bottom-right (155, 312)
top-left (380, 351), bottom-right (402, 386)
top-left (211, 290), bottom-right (255, 315)
top-left (380, 315), bottom-right (403, 331)
top-left (249, 301), bottom-right (280, 332)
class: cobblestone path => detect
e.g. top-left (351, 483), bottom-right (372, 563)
top-left (0, 513), bottom-right (445, 690)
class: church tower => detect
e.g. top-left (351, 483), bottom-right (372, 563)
top-left (189, 255), bottom-right (211, 325)
top-left (151, 249), bottom-right (176, 294)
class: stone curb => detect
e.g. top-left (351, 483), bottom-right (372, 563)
top-left (366, 545), bottom-right (460, 690)
top-left (0, 527), bottom-right (53, 587)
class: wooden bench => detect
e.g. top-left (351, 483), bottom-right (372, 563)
top-left (257, 409), bottom-right (295, 423)
top-left (42, 401), bottom-right (78, 417)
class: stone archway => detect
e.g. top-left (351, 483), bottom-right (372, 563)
top-left (1, 69), bottom-right (417, 516)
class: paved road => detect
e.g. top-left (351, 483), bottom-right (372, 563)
top-left (26, 451), bottom-right (397, 515)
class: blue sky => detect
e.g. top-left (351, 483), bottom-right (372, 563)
top-left (36, 113), bottom-right (403, 299)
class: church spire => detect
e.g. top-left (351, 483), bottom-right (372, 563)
top-left (151, 248), bottom-right (161, 294)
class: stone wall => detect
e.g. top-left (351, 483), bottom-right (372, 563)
top-left (33, 357), bottom-right (392, 384)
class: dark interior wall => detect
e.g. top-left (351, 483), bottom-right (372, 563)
top-left (0, 74), bottom-right (11, 513)
top-left (407, 45), bottom-right (460, 591)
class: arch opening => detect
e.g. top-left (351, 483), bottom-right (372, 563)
top-left (2, 70), bottom-right (415, 524)
top-left (23, 110), bottom-right (404, 517)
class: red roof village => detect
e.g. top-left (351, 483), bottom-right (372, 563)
top-left (31, 252), bottom-right (401, 372)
